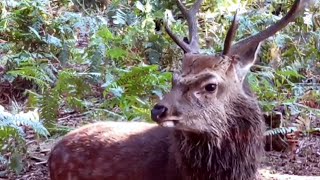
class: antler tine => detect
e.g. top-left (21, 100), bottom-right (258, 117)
top-left (176, 0), bottom-right (188, 18)
top-left (165, 23), bottom-right (191, 53)
top-left (229, 0), bottom-right (311, 55)
top-left (184, 0), bottom-right (203, 53)
top-left (165, 0), bottom-right (204, 54)
top-left (223, 10), bottom-right (239, 55)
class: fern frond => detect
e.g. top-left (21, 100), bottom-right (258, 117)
top-left (0, 106), bottom-right (49, 137)
top-left (264, 127), bottom-right (298, 136)
top-left (7, 63), bottom-right (54, 90)
top-left (55, 70), bottom-right (91, 97)
top-left (39, 90), bottom-right (60, 129)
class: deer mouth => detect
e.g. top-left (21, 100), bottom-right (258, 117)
top-left (159, 119), bottom-right (180, 128)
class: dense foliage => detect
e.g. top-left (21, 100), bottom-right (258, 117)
top-left (0, 0), bottom-right (319, 175)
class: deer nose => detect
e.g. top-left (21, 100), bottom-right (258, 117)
top-left (151, 104), bottom-right (168, 123)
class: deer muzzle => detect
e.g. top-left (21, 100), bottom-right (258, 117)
top-left (151, 104), bottom-right (180, 127)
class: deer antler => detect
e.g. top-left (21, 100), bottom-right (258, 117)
top-left (165, 0), bottom-right (204, 54)
top-left (228, 0), bottom-right (311, 56)
top-left (223, 10), bottom-right (239, 55)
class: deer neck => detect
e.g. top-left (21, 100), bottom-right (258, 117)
top-left (171, 99), bottom-right (264, 180)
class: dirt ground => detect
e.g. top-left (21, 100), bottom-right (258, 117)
top-left (3, 114), bottom-right (320, 180)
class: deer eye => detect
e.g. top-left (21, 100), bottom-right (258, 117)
top-left (204, 84), bottom-right (217, 92)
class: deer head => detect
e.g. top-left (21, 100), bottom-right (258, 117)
top-left (151, 0), bottom-right (310, 134)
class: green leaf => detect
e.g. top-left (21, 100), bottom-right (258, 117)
top-left (45, 35), bottom-right (62, 47)
top-left (97, 27), bottom-right (114, 42)
top-left (135, 1), bottom-right (145, 12)
top-left (109, 87), bottom-right (124, 98)
top-left (152, 89), bottom-right (163, 99)
top-left (28, 26), bottom-right (41, 40)
top-left (107, 47), bottom-right (128, 60)
top-left (144, 1), bottom-right (152, 13)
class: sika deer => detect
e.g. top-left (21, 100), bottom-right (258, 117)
top-left (48, 0), bottom-right (310, 179)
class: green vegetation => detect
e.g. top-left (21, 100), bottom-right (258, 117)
top-left (0, 0), bottom-right (319, 176)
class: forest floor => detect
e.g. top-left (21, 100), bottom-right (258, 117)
top-left (3, 113), bottom-right (320, 180)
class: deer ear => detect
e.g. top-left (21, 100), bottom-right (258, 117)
top-left (227, 42), bottom-right (261, 82)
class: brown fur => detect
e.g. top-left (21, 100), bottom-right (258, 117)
top-left (49, 122), bottom-right (176, 180)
